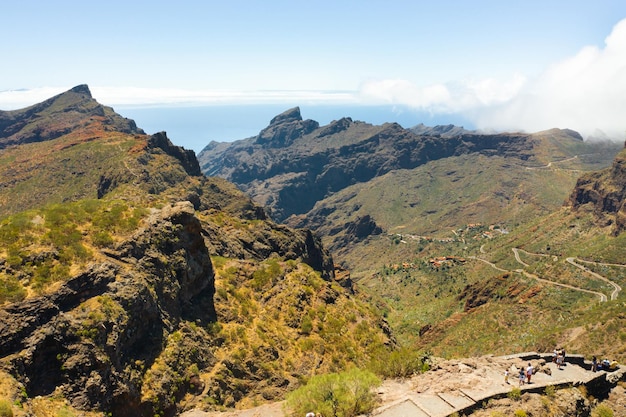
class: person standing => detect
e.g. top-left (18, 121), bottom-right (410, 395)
top-left (519, 368), bottom-right (525, 386)
top-left (526, 363), bottom-right (533, 384)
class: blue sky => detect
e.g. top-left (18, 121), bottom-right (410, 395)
top-left (2, 0), bottom-right (626, 141)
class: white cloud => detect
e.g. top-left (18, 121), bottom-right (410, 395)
top-left (476, 18), bottom-right (626, 139)
top-left (359, 18), bottom-right (626, 140)
top-left (358, 75), bottom-right (527, 114)
top-left (3, 18), bottom-right (625, 142)
top-left (0, 87), bottom-right (68, 110)
top-left (94, 87), bottom-right (364, 107)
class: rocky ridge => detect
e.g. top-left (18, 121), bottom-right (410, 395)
top-left (198, 109), bottom-right (623, 260)
top-left (1, 202), bottom-right (214, 416)
top-left (0, 84), bottom-right (143, 149)
top-left (197, 107), bottom-right (539, 223)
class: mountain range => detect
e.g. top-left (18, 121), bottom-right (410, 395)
top-left (1, 86), bottom-right (625, 417)
top-left (198, 105), bottom-right (626, 360)
top-left (0, 86), bottom-right (393, 417)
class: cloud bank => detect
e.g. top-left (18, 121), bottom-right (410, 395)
top-left (360, 18), bottom-right (626, 140)
top-left (0, 87), bottom-right (360, 110)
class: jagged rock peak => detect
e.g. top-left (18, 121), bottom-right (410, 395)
top-left (68, 84), bottom-right (92, 97)
top-left (256, 107), bottom-right (319, 147)
top-left (269, 107), bottom-right (303, 125)
top-left (148, 132), bottom-right (202, 176)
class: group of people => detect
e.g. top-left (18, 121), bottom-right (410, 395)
top-left (504, 363), bottom-right (534, 386)
top-left (519, 363), bottom-right (534, 385)
top-left (592, 356), bottom-right (618, 372)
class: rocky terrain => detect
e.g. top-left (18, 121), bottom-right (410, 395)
top-left (1, 88), bottom-right (625, 417)
top-left (181, 354), bottom-right (626, 417)
top-left (197, 107), bottom-right (541, 223)
top-left (569, 146), bottom-right (626, 235)
top-left (0, 87), bottom-right (393, 417)
top-left (0, 84), bottom-right (143, 149)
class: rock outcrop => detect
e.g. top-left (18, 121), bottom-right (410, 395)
top-left (255, 107), bottom-right (319, 147)
top-left (0, 202), bottom-right (215, 417)
top-left (148, 131), bottom-right (202, 176)
top-left (568, 146), bottom-right (626, 235)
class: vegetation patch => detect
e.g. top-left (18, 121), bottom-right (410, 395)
top-left (0, 199), bottom-right (148, 303)
top-left (285, 368), bottom-right (380, 417)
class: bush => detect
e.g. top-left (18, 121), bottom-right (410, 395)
top-left (368, 347), bottom-right (428, 378)
top-left (286, 368), bottom-right (380, 417)
top-left (508, 387), bottom-right (521, 401)
top-left (0, 274), bottom-right (26, 304)
top-left (514, 410), bottom-right (527, 417)
top-left (0, 399), bottom-right (13, 417)
top-left (592, 404), bottom-right (614, 417)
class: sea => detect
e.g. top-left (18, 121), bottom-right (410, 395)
top-left (118, 104), bottom-right (474, 154)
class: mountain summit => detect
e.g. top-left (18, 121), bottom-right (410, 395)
top-left (0, 84), bottom-right (143, 149)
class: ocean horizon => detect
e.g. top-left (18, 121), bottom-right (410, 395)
top-left (118, 104), bottom-right (475, 153)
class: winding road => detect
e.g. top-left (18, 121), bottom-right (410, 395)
top-left (471, 248), bottom-right (623, 303)
top-left (566, 257), bottom-right (622, 300)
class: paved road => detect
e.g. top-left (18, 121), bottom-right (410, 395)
top-left (566, 257), bottom-right (622, 300)
top-left (470, 252), bottom-right (608, 301)
top-left (474, 248), bottom-right (624, 303)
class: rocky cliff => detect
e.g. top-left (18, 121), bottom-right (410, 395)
top-left (568, 145), bottom-right (626, 235)
top-left (1, 202), bottom-right (214, 416)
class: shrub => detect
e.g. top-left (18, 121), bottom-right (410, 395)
top-left (55, 406), bottom-right (76, 417)
top-left (91, 230), bottom-right (114, 248)
top-left (251, 259), bottom-right (282, 289)
top-left (508, 387), bottom-right (521, 401)
top-left (0, 399), bottom-right (13, 417)
top-left (286, 368), bottom-right (380, 417)
top-left (0, 274), bottom-right (26, 304)
top-left (300, 315), bottom-right (313, 335)
top-left (368, 347), bottom-right (428, 378)
top-left (592, 404), bottom-right (614, 417)
top-left (544, 384), bottom-right (555, 397)
top-left (514, 410), bottom-right (527, 417)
